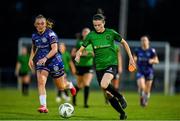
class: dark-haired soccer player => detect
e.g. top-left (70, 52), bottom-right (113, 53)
top-left (75, 10), bottom-right (136, 120)
top-left (29, 14), bottom-right (76, 113)
top-left (133, 35), bottom-right (159, 107)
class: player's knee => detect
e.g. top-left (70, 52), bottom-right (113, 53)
top-left (100, 81), bottom-right (108, 89)
top-left (57, 83), bottom-right (66, 90)
top-left (77, 83), bottom-right (83, 88)
top-left (38, 81), bottom-right (45, 87)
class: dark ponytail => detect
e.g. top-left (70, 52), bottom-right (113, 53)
top-left (93, 8), bottom-right (105, 21)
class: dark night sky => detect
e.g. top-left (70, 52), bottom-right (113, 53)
top-left (0, 0), bottom-right (179, 68)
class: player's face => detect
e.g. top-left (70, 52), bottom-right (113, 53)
top-left (141, 37), bottom-right (149, 49)
top-left (34, 18), bottom-right (47, 33)
top-left (93, 20), bottom-right (105, 33)
top-left (21, 47), bottom-right (27, 55)
top-left (59, 43), bottom-right (66, 53)
top-left (82, 28), bottom-right (90, 39)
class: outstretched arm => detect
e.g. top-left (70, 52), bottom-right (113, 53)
top-left (28, 44), bottom-right (36, 71)
top-left (121, 39), bottom-right (136, 71)
top-left (74, 46), bottom-right (85, 63)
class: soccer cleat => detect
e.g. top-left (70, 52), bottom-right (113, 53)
top-left (118, 96), bottom-right (127, 109)
top-left (84, 104), bottom-right (89, 108)
top-left (140, 97), bottom-right (146, 107)
top-left (62, 93), bottom-right (71, 102)
top-left (38, 105), bottom-right (48, 113)
top-left (70, 87), bottom-right (76, 96)
top-left (120, 113), bottom-right (127, 120)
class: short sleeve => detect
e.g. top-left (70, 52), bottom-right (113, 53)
top-left (82, 33), bottom-right (91, 47)
top-left (32, 34), bottom-right (35, 45)
top-left (48, 31), bottom-right (58, 44)
top-left (76, 40), bottom-right (82, 49)
top-left (115, 44), bottom-right (120, 53)
top-left (111, 29), bottom-right (122, 42)
top-left (151, 48), bottom-right (157, 57)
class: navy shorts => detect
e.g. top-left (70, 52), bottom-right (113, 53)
top-left (136, 69), bottom-right (154, 81)
top-left (35, 58), bottom-right (64, 78)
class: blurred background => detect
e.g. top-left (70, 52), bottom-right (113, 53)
top-left (0, 0), bottom-right (180, 95)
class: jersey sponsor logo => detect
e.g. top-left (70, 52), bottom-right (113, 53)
top-left (41, 37), bottom-right (47, 43)
top-left (94, 44), bottom-right (111, 49)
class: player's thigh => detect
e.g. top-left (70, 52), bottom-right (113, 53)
top-left (83, 73), bottom-right (93, 86)
top-left (76, 75), bottom-right (84, 88)
top-left (101, 73), bottom-right (114, 89)
top-left (137, 76), bottom-right (146, 88)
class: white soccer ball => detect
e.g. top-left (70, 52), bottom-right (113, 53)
top-left (59, 103), bottom-right (74, 118)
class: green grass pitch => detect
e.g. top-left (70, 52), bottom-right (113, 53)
top-left (0, 88), bottom-right (180, 120)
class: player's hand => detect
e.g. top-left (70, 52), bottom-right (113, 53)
top-left (149, 59), bottom-right (154, 64)
top-left (128, 58), bottom-right (136, 72)
top-left (82, 50), bottom-right (88, 56)
top-left (75, 56), bottom-right (80, 63)
top-left (75, 51), bottom-right (82, 63)
top-left (37, 57), bottom-right (47, 66)
top-left (28, 59), bottom-right (34, 71)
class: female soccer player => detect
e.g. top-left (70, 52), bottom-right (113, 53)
top-left (29, 14), bottom-right (76, 113)
top-left (15, 46), bottom-right (31, 96)
top-left (75, 11), bottom-right (136, 120)
top-left (56, 43), bottom-right (76, 102)
top-left (133, 35), bottom-right (159, 107)
top-left (72, 28), bottom-right (94, 108)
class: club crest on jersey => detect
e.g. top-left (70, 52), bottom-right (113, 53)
top-left (53, 66), bottom-right (59, 71)
top-left (35, 39), bottom-right (40, 43)
top-left (42, 37), bottom-right (47, 43)
top-left (106, 34), bottom-right (111, 40)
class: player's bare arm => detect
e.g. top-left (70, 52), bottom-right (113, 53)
top-left (149, 56), bottom-right (159, 64)
top-left (37, 42), bottom-right (58, 65)
top-left (121, 39), bottom-right (136, 70)
top-left (75, 46), bottom-right (85, 63)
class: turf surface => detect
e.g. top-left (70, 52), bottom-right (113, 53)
top-left (0, 88), bottom-right (180, 120)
